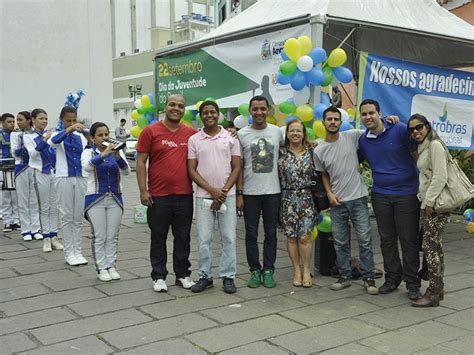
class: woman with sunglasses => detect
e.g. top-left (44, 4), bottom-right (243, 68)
top-left (407, 114), bottom-right (448, 307)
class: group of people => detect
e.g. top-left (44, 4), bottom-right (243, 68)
top-left (1, 94), bottom-right (452, 308)
top-left (136, 94), bottom-right (451, 308)
top-left (0, 108), bottom-right (130, 282)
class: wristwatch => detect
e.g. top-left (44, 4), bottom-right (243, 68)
top-left (236, 190), bottom-right (243, 196)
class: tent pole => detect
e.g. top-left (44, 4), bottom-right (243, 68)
top-left (337, 27), bottom-right (356, 48)
top-left (309, 15), bottom-right (326, 107)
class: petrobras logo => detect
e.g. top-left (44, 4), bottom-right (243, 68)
top-left (431, 104), bottom-right (467, 136)
top-left (260, 39), bottom-right (285, 61)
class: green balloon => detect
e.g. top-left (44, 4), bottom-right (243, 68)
top-left (279, 101), bottom-right (296, 114)
top-left (146, 104), bottom-right (155, 114)
top-left (137, 106), bottom-right (146, 115)
top-left (220, 119), bottom-right (229, 128)
top-left (307, 127), bottom-right (316, 141)
top-left (183, 110), bottom-right (193, 121)
top-left (238, 103), bottom-right (250, 117)
top-left (137, 115), bottom-right (148, 129)
top-left (280, 60), bottom-right (297, 76)
top-left (317, 215), bottom-right (332, 233)
top-left (322, 65), bottom-right (334, 87)
top-left (220, 108), bottom-right (228, 114)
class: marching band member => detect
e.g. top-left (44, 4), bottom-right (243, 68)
top-left (23, 109), bottom-right (63, 252)
top-left (81, 122), bottom-right (130, 281)
top-left (48, 106), bottom-right (88, 265)
top-left (11, 111), bottom-right (41, 240)
top-left (1, 113), bottom-right (20, 233)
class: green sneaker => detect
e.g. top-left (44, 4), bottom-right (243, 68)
top-left (247, 270), bottom-right (261, 288)
top-left (262, 269), bottom-right (276, 288)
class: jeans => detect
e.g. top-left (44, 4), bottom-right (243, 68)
top-left (148, 194), bottom-right (193, 281)
top-left (195, 195), bottom-right (236, 279)
top-left (243, 193), bottom-right (280, 272)
top-left (371, 193), bottom-right (421, 288)
top-left (330, 196), bottom-right (375, 280)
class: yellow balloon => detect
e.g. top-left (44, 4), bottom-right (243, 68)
top-left (284, 38), bottom-right (302, 63)
top-left (467, 222), bottom-right (474, 234)
top-left (295, 105), bottom-right (313, 122)
top-left (310, 227), bottom-right (319, 241)
top-left (180, 119), bottom-right (195, 128)
top-left (266, 116), bottom-right (277, 125)
top-left (328, 48), bottom-right (347, 68)
top-left (313, 120), bottom-right (326, 139)
top-left (298, 35), bottom-right (313, 56)
top-left (131, 110), bottom-right (139, 121)
top-left (141, 95), bottom-right (151, 108)
top-left (196, 100), bottom-right (203, 111)
top-left (130, 125), bottom-right (142, 138)
top-left (347, 108), bottom-right (356, 117)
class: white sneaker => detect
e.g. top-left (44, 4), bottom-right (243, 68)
top-left (3, 224), bottom-right (12, 232)
top-left (176, 276), bottom-right (195, 289)
top-left (50, 237), bottom-right (64, 250)
top-left (33, 233), bottom-right (43, 240)
top-left (75, 255), bottom-right (88, 265)
top-left (43, 239), bottom-right (52, 252)
top-left (23, 234), bottom-right (33, 241)
top-left (153, 279), bottom-right (168, 292)
top-left (98, 270), bottom-right (112, 282)
top-left (65, 256), bottom-right (80, 266)
top-left (108, 268), bottom-right (121, 280)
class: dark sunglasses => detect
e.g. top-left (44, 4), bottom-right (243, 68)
top-left (408, 123), bottom-right (425, 134)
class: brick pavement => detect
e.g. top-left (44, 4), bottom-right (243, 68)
top-left (0, 173), bottom-right (472, 354)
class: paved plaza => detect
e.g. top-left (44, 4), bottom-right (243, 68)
top-left (1, 173), bottom-right (473, 354)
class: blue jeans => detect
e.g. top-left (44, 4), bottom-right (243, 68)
top-left (195, 195), bottom-right (237, 279)
top-left (330, 196), bottom-right (375, 280)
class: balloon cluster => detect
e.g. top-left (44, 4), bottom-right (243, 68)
top-left (130, 94), bottom-right (156, 138)
top-left (464, 208), bottom-right (474, 234)
top-left (180, 97), bottom-right (228, 129)
top-left (64, 89), bottom-right (85, 109)
top-left (310, 211), bottom-right (332, 241)
top-left (276, 36), bottom-right (355, 140)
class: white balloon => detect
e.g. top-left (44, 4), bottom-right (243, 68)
top-left (297, 56), bottom-right (314, 72)
top-left (233, 115), bottom-right (248, 129)
top-left (347, 114), bottom-right (355, 122)
top-left (280, 125), bottom-right (287, 140)
top-left (134, 99), bottom-right (143, 109)
top-left (338, 108), bottom-right (349, 121)
top-left (293, 86), bottom-right (310, 106)
top-left (218, 112), bottom-right (225, 123)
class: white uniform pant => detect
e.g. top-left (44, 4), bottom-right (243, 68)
top-left (1, 189), bottom-right (19, 225)
top-left (15, 168), bottom-right (40, 235)
top-left (57, 177), bottom-right (87, 260)
top-left (86, 195), bottom-right (122, 272)
top-left (33, 170), bottom-right (59, 238)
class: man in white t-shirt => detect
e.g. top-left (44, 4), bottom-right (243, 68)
top-left (237, 96), bottom-right (283, 289)
top-left (313, 106), bottom-right (378, 295)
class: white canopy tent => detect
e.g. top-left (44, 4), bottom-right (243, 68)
top-left (156, 0), bottom-right (474, 69)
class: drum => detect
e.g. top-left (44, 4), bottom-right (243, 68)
top-left (2, 169), bottom-right (15, 190)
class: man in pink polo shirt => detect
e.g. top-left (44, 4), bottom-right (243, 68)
top-left (187, 100), bottom-right (241, 294)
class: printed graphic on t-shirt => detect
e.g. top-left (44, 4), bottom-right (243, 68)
top-left (251, 137), bottom-right (274, 173)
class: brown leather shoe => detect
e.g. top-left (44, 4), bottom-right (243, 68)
top-left (411, 288), bottom-right (440, 307)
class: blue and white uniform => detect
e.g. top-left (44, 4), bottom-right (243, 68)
top-left (81, 146), bottom-right (130, 272)
top-left (11, 129), bottom-right (40, 237)
top-left (1, 129), bottom-right (19, 227)
top-left (24, 130), bottom-right (59, 240)
top-left (48, 130), bottom-right (88, 263)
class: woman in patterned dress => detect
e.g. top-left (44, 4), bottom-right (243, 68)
top-left (278, 119), bottom-right (317, 288)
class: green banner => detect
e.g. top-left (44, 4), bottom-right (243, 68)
top-left (155, 49), bottom-right (259, 110)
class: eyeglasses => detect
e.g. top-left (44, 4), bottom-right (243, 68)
top-left (408, 123), bottom-right (425, 134)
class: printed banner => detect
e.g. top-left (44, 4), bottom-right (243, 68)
top-left (155, 24), bottom-right (310, 110)
top-left (358, 52), bottom-right (474, 149)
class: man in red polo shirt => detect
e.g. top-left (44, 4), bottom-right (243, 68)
top-left (136, 94), bottom-right (197, 292)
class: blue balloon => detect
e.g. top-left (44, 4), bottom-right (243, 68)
top-left (340, 121), bottom-right (353, 131)
top-left (290, 70), bottom-right (306, 91)
top-left (305, 67), bottom-right (324, 86)
top-left (149, 119), bottom-right (157, 125)
top-left (147, 93), bottom-right (154, 104)
top-left (145, 113), bottom-right (154, 122)
top-left (248, 116), bottom-right (253, 124)
top-left (285, 115), bottom-right (299, 125)
top-left (281, 49), bottom-right (289, 61)
top-left (309, 47), bottom-right (327, 64)
top-left (313, 103), bottom-right (329, 119)
top-left (333, 66), bottom-right (353, 83)
top-left (277, 71), bottom-right (292, 85)
top-left (320, 92), bottom-right (331, 106)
